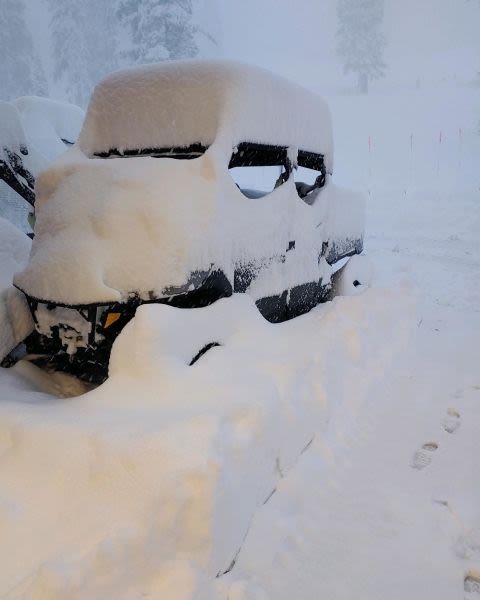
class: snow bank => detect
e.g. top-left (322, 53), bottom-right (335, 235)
top-left (0, 217), bottom-right (33, 361)
top-left (79, 60), bottom-right (333, 171)
top-left (0, 286), bottom-right (413, 598)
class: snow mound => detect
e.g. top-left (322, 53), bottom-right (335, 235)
top-left (79, 60), bottom-right (333, 171)
top-left (0, 287), bottom-right (413, 598)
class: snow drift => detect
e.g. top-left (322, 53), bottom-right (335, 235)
top-left (0, 281), bottom-right (413, 598)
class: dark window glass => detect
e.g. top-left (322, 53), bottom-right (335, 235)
top-left (93, 143), bottom-right (208, 159)
top-left (294, 150), bottom-right (326, 202)
top-left (229, 142), bottom-right (290, 198)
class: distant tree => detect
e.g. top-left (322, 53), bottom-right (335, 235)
top-left (117, 0), bottom-right (199, 65)
top-left (0, 0), bottom-right (47, 100)
top-left (336, 0), bottom-right (386, 94)
top-left (49, 0), bottom-right (118, 107)
top-left (191, 0), bottom-right (221, 58)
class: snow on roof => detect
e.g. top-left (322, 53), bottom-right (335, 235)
top-left (78, 60), bottom-right (334, 171)
top-left (13, 96), bottom-right (84, 163)
top-left (0, 97), bottom-right (84, 179)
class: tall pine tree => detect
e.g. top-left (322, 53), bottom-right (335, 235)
top-left (336, 0), bottom-right (386, 94)
top-left (117, 0), bottom-right (198, 65)
top-left (49, 0), bottom-right (119, 107)
top-left (0, 0), bottom-right (47, 100)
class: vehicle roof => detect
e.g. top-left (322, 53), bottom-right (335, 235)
top-left (78, 60), bottom-right (333, 171)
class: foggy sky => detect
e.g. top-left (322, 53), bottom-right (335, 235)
top-left (21, 0), bottom-right (480, 102)
top-left (220, 0), bottom-right (479, 90)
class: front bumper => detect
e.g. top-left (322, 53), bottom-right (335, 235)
top-left (11, 269), bottom-right (233, 385)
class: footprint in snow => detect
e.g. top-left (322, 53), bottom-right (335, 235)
top-left (411, 442), bottom-right (438, 470)
top-left (464, 571), bottom-right (480, 596)
top-left (443, 407), bottom-right (461, 434)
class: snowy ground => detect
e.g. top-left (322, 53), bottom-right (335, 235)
top-left (0, 84), bottom-right (479, 599)
top-left (224, 186), bottom-right (480, 600)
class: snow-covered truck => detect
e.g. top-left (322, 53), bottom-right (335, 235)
top-left (5, 60), bottom-right (365, 383)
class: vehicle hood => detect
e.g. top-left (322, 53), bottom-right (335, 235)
top-left (14, 150), bottom-right (221, 305)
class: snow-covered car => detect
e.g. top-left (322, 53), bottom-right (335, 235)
top-left (7, 60), bottom-right (365, 383)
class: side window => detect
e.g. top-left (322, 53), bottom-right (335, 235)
top-left (93, 143), bottom-right (208, 159)
top-left (293, 150), bottom-right (326, 203)
top-left (228, 143), bottom-right (290, 198)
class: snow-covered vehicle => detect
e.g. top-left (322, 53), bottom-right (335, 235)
top-left (6, 60), bottom-right (365, 383)
top-left (0, 96), bottom-right (84, 232)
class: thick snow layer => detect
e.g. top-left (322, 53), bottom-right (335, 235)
top-left (78, 60), bottom-right (334, 172)
top-left (15, 145), bottom-right (363, 304)
top-left (0, 287), bottom-right (412, 598)
top-left (14, 63), bottom-right (361, 305)
top-left (0, 97), bottom-right (84, 179)
top-left (13, 96), bottom-right (84, 163)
